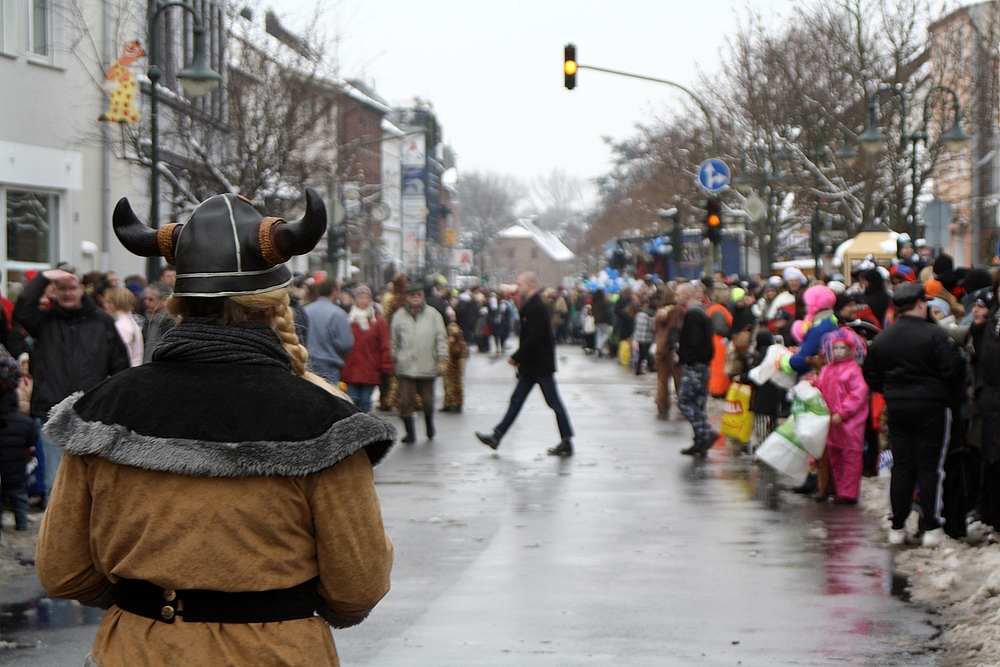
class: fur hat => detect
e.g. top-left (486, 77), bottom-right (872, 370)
top-left (803, 285), bottom-right (836, 318)
top-left (783, 267), bottom-right (807, 285)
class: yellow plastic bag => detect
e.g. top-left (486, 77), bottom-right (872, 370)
top-left (721, 381), bottom-right (754, 443)
top-left (618, 338), bottom-right (632, 366)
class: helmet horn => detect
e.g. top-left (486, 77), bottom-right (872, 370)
top-left (270, 188), bottom-right (328, 259)
top-left (113, 198), bottom-right (162, 257)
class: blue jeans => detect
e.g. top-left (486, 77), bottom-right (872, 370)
top-left (495, 373), bottom-right (573, 441)
top-left (37, 417), bottom-right (60, 495)
top-left (1, 483), bottom-right (29, 530)
top-left (311, 361), bottom-right (342, 385)
top-left (347, 384), bottom-right (375, 413)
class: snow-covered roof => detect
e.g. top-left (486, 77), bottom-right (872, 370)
top-left (343, 80), bottom-right (392, 115)
top-left (497, 220), bottom-right (574, 262)
top-left (381, 118), bottom-right (405, 138)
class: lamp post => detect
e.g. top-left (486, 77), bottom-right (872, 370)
top-left (146, 1), bottom-right (222, 280)
top-left (857, 84), bottom-right (971, 243)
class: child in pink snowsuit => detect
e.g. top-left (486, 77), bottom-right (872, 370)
top-left (815, 328), bottom-right (870, 503)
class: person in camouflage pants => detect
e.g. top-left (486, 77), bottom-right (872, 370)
top-left (442, 322), bottom-right (467, 412)
top-left (674, 283), bottom-right (717, 456)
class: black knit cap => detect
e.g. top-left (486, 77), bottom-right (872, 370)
top-left (933, 254), bottom-right (954, 276)
top-left (834, 292), bottom-right (857, 313)
top-left (963, 268), bottom-right (993, 294)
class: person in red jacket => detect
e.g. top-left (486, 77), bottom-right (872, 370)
top-left (341, 285), bottom-right (393, 413)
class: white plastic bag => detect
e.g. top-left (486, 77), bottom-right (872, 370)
top-left (755, 425), bottom-right (810, 481)
top-left (790, 381), bottom-right (830, 458)
top-left (747, 344), bottom-right (796, 389)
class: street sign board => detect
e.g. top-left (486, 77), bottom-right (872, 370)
top-left (923, 199), bottom-right (953, 248)
top-left (698, 158), bottom-right (730, 193)
top-left (742, 192), bottom-right (767, 222)
top-left (452, 248), bottom-right (473, 270)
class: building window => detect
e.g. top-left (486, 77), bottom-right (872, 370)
top-left (507, 248), bottom-right (515, 259)
top-left (30, 0), bottom-right (50, 57)
top-left (531, 248), bottom-right (539, 259)
top-left (7, 189), bottom-right (58, 264)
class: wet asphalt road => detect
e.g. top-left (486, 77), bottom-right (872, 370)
top-left (1, 343), bottom-right (939, 666)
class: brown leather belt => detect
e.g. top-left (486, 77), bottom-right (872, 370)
top-left (115, 577), bottom-right (321, 624)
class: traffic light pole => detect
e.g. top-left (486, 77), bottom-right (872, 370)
top-left (575, 64), bottom-right (717, 155)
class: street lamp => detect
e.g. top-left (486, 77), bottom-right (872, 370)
top-left (146, 1), bottom-right (222, 280)
top-left (857, 84), bottom-right (971, 241)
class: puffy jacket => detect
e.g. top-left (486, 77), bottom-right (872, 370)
top-left (341, 315), bottom-right (393, 386)
top-left (0, 391), bottom-right (39, 488)
top-left (862, 315), bottom-right (966, 406)
top-left (511, 292), bottom-right (556, 376)
top-left (678, 304), bottom-right (714, 366)
top-left (390, 305), bottom-right (446, 379)
top-left (14, 274), bottom-right (130, 419)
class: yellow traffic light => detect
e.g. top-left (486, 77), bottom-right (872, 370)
top-left (564, 44), bottom-right (576, 90)
top-left (707, 214), bottom-right (721, 227)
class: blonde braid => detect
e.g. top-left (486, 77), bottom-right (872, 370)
top-left (243, 291), bottom-right (349, 398)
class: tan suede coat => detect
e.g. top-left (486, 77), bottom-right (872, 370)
top-left (37, 449), bottom-right (392, 667)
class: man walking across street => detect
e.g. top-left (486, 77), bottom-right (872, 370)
top-left (674, 282), bottom-right (717, 456)
top-left (863, 282), bottom-right (966, 547)
top-left (305, 278), bottom-right (354, 384)
top-left (476, 272), bottom-right (575, 457)
top-left (391, 282), bottom-right (448, 443)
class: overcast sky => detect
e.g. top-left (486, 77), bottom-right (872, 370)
top-left (280, 0), bottom-right (793, 194)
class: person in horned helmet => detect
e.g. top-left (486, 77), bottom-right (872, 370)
top-left (35, 190), bottom-right (396, 667)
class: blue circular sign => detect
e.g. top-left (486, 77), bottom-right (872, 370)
top-left (698, 158), bottom-right (731, 193)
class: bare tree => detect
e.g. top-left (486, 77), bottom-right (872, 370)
top-left (457, 171), bottom-right (523, 276)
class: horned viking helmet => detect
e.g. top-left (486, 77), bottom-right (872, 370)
top-left (113, 189), bottom-right (326, 297)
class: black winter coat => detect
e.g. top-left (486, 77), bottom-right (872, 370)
top-left (0, 392), bottom-right (39, 488)
top-left (13, 274), bottom-right (130, 419)
top-left (678, 304), bottom-right (714, 366)
top-left (863, 315), bottom-right (966, 407)
top-left (511, 292), bottom-right (556, 376)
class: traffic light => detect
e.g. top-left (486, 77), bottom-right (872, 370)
top-left (670, 220), bottom-right (684, 268)
top-left (564, 44), bottom-right (577, 90)
top-left (328, 224), bottom-right (347, 262)
top-left (704, 197), bottom-right (722, 245)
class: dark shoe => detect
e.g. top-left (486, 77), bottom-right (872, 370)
top-left (680, 445), bottom-right (707, 457)
top-left (425, 415), bottom-right (436, 439)
top-left (547, 439), bottom-right (574, 457)
top-left (792, 474), bottom-right (818, 495)
top-left (401, 417), bottom-right (416, 444)
top-left (831, 497), bottom-right (858, 506)
top-left (476, 430), bottom-right (500, 450)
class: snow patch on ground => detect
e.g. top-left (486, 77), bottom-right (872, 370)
top-left (860, 475), bottom-right (1000, 667)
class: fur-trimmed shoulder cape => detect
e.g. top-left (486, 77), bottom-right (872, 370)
top-left (43, 362), bottom-right (395, 477)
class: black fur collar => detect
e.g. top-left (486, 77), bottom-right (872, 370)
top-left (42, 362), bottom-right (395, 476)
